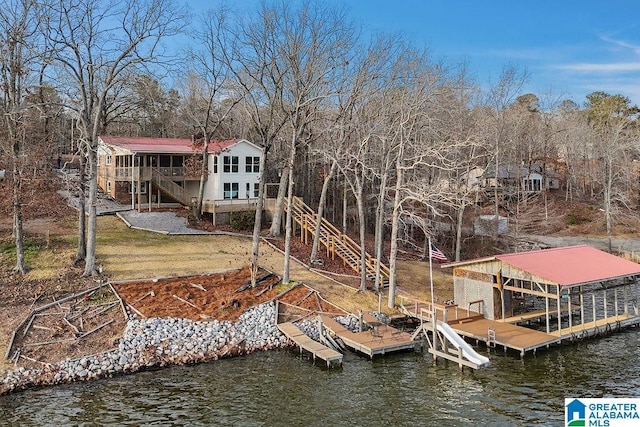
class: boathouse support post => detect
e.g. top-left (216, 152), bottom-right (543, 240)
top-left (545, 284), bottom-right (550, 334)
top-left (556, 284), bottom-right (561, 334)
top-left (603, 288), bottom-right (608, 319)
top-left (567, 289), bottom-right (573, 331)
top-left (592, 293), bottom-right (597, 325)
top-left (580, 288), bottom-right (585, 330)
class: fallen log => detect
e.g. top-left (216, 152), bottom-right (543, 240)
top-left (22, 315), bottom-right (36, 337)
top-left (79, 319), bottom-right (115, 339)
top-left (135, 290), bottom-right (154, 303)
top-left (127, 304), bottom-right (145, 318)
top-left (235, 273), bottom-right (274, 293)
top-left (32, 325), bottom-right (55, 332)
top-left (63, 317), bottom-right (81, 335)
top-left (189, 283), bottom-right (206, 292)
top-left (23, 338), bottom-right (76, 347)
top-left (172, 294), bottom-right (201, 310)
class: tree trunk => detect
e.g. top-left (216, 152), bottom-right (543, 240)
top-left (195, 132), bottom-right (209, 220)
top-left (250, 149), bottom-right (269, 287)
top-left (454, 203), bottom-right (465, 262)
top-left (282, 142), bottom-right (297, 284)
top-left (604, 160), bottom-right (613, 252)
top-left (387, 150), bottom-right (403, 308)
top-left (373, 172), bottom-right (388, 291)
top-left (75, 155), bottom-right (87, 264)
top-left (355, 184), bottom-right (367, 292)
top-left (342, 184), bottom-right (347, 235)
top-left (310, 161), bottom-right (337, 262)
top-left (268, 166), bottom-right (289, 237)
top-left (12, 153), bottom-right (26, 274)
top-left (83, 147), bottom-right (98, 276)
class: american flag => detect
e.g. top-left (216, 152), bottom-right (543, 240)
top-left (430, 243), bottom-right (448, 262)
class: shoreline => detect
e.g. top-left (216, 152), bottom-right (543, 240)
top-left (1, 302), bottom-right (290, 396)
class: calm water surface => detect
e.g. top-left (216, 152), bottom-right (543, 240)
top-left (1, 328), bottom-right (639, 426)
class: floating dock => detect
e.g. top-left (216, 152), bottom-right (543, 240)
top-left (277, 321), bottom-right (343, 368)
top-left (319, 315), bottom-right (420, 358)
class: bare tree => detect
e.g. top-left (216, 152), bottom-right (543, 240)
top-left (45, 0), bottom-right (186, 276)
top-left (481, 65), bottom-right (529, 233)
top-left (584, 91), bottom-right (640, 252)
top-left (260, 1), bottom-right (355, 285)
top-left (225, 2), bottom-right (290, 286)
top-left (0, 0), bottom-right (43, 274)
top-left (181, 7), bottom-right (244, 220)
top-left (384, 53), bottom-right (463, 308)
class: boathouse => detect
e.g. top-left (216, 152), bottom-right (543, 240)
top-left (448, 245), bottom-right (640, 339)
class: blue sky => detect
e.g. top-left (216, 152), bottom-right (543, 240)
top-left (190, 1), bottom-right (640, 107)
top-left (344, 1), bottom-right (640, 107)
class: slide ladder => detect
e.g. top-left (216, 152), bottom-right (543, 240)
top-left (285, 196), bottom-right (390, 285)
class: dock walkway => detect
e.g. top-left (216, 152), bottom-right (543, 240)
top-left (320, 315), bottom-right (420, 358)
top-left (277, 322), bottom-right (343, 368)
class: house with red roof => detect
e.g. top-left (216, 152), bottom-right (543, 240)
top-left (97, 136), bottom-right (265, 223)
top-left (446, 245), bottom-right (640, 340)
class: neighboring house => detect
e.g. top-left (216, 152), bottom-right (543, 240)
top-left (481, 162), bottom-right (561, 194)
top-left (97, 136), bottom-right (265, 223)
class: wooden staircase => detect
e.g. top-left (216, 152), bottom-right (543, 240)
top-left (286, 196), bottom-right (390, 286)
top-left (150, 167), bottom-right (194, 206)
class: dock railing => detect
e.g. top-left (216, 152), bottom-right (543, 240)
top-left (467, 299), bottom-right (484, 317)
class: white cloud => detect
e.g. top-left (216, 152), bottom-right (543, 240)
top-left (599, 34), bottom-right (640, 56)
top-left (553, 62), bottom-right (640, 72)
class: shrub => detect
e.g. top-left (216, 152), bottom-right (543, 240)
top-left (230, 211), bottom-right (257, 231)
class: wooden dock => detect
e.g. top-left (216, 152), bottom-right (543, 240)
top-left (400, 297), bottom-right (563, 356)
top-left (448, 317), bottom-right (561, 356)
top-left (277, 321), bottom-right (343, 368)
top-left (550, 313), bottom-right (639, 338)
top-left (401, 297), bottom-right (640, 357)
top-left (320, 315), bottom-right (420, 358)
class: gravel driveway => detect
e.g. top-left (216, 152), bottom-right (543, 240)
top-left (117, 211), bottom-right (211, 235)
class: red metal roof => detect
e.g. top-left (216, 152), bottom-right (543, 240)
top-left (99, 136), bottom-right (241, 154)
top-left (496, 245), bottom-right (640, 286)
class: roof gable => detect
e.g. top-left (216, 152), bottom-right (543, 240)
top-left (209, 139), bottom-right (263, 154)
top-left (496, 245), bottom-right (640, 286)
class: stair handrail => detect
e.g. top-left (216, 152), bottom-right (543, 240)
top-left (288, 196), bottom-right (390, 280)
top-left (150, 167), bottom-right (193, 206)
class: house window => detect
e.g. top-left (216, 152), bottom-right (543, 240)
top-left (246, 183), bottom-right (250, 198)
top-left (245, 156), bottom-right (260, 173)
top-left (223, 156), bottom-right (239, 173)
top-left (106, 181), bottom-right (112, 192)
top-left (254, 183), bottom-right (260, 197)
top-left (128, 181), bottom-right (147, 194)
top-left (223, 182), bottom-right (239, 199)
top-left (213, 156), bottom-right (218, 174)
top-left (106, 154), bottom-right (112, 166)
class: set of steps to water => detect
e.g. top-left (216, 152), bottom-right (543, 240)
top-left (286, 196), bottom-right (390, 285)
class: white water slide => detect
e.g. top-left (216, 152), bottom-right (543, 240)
top-left (436, 322), bottom-right (490, 368)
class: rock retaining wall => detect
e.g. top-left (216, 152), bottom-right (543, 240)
top-left (1, 302), bottom-right (290, 395)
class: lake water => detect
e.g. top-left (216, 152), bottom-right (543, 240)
top-left (1, 328), bottom-right (639, 426)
